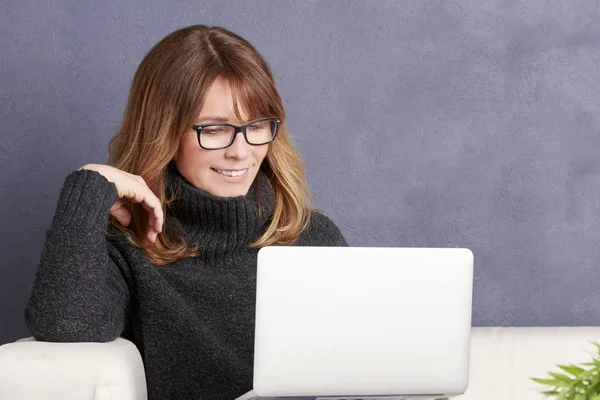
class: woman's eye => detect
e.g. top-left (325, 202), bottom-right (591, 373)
top-left (203, 128), bottom-right (225, 135)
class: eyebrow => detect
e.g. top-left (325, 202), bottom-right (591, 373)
top-left (196, 116), bottom-right (231, 124)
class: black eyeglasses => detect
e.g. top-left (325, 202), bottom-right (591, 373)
top-left (192, 117), bottom-right (280, 150)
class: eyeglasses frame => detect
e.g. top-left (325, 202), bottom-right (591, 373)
top-left (191, 117), bottom-right (281, 150)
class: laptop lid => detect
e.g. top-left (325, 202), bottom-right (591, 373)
top-left (252, 246), bottom-right (474, 398)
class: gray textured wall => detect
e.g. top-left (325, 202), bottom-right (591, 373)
top-left (2, 0), bottom-right (600, 345)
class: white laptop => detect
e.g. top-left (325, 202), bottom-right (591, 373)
top-left (250, 246), bottom-right (474, 400)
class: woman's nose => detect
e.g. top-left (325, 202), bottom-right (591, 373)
top-left (224, 131), bottom-right (250, 159)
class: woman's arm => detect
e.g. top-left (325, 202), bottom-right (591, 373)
top-left (24, 169), bottom-right (131, 343)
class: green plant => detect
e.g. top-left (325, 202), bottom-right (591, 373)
top-left (532, 341), bottom-right (600, 400)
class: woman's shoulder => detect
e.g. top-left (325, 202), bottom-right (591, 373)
top-left (294, 210), bottom-right (348, 247)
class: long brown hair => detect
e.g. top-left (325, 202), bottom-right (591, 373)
top-left (107, 25), bottom-right (312, 265)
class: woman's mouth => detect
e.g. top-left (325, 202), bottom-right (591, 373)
top-left (211, 168), bottom-right (249, 178)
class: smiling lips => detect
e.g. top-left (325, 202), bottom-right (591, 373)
top-left (212, 168), bottom-right (249, 178)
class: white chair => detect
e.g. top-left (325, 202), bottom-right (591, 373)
top-left (458, 327), bottom-right (600, 399)
top-left (1, 327), bottom-right (600, 400)
top-left (0, 337), bottom-right (146, 400)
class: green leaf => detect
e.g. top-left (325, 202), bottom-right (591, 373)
top-left (540, 389), bottom-right (560, 396)
top-left (557, 364), bottom-right (586, 377)
top-left (556, 390), bottom-right (570, 400)
top-left (587, 379), bottom-right (600, 395)
top-left (532, 377), bottom-right (565, 386)
top-left (534, 341), bottom-right (600, 398)
top-left (549, 372), bottom-right (576, 384)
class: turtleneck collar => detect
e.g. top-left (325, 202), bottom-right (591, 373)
top-left (164, 162), bottom-right (275, 258)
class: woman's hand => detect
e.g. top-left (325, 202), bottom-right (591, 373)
top-left (79, 164), bottom-right (164, 243)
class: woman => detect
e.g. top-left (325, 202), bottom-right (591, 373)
top-left (24, 25), bottom-right (347, 400)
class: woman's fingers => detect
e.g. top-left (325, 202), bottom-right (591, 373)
top-left (110, 199), bottom-right (132, 226)
top-left (135, 186), bottom-right (164, 239)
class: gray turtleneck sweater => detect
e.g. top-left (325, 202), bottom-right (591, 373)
top-left (24, 165), bottom-right (347, 400)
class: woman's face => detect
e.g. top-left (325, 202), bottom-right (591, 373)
top-left (175, 77), bottom-right (269, 198)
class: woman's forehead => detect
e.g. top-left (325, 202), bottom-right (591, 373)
top-left (196, 78), bottom-right (251, 123)
top-left (197, 103), bottom-right (271, 126)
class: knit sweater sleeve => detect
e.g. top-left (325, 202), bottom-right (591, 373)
top-left (24, 169), bottom-right (131, 343)
top-left (294, 210), bottom-right (348, 247)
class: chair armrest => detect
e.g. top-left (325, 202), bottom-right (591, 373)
top-left (0, 337), bottom-right (147, 400)
top-left (457, 326), bottom-right (600, 400)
